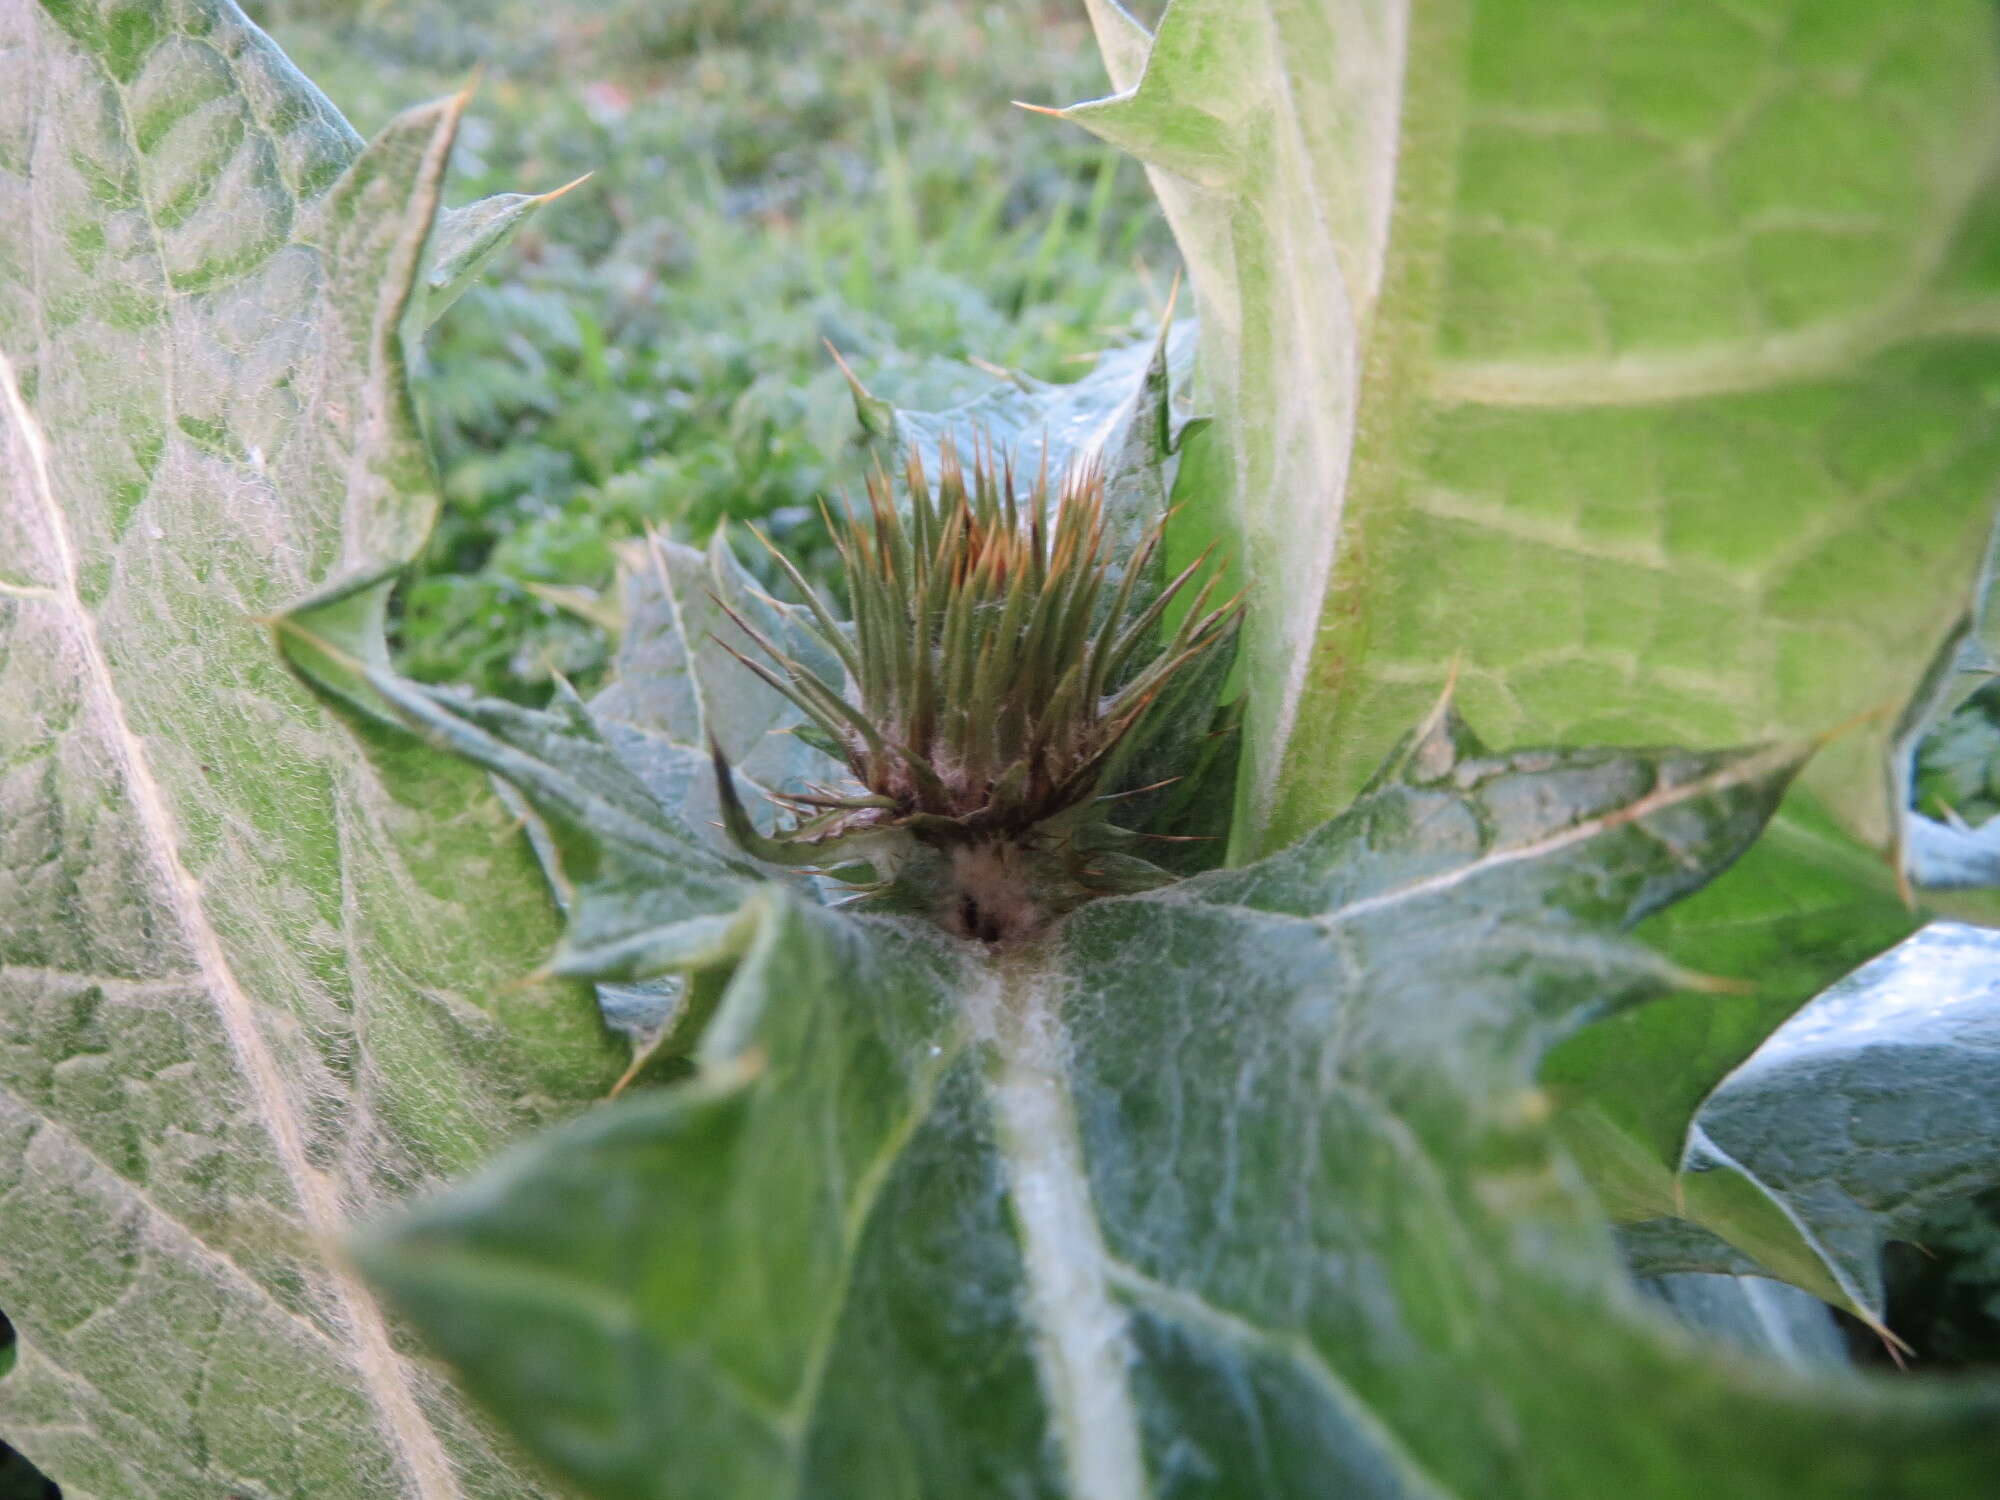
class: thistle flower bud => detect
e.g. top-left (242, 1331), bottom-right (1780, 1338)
top-left (711, 440), bottom-right (1240, 941)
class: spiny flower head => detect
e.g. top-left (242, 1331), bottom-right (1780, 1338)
top-left (710, 440), bottom-right (1239, 930)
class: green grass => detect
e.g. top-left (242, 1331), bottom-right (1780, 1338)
top-left (256, 0), bottom-right (1173, 699)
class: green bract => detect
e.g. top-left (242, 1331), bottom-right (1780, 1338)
top-left (711, 444), bottom-right (1239, 939)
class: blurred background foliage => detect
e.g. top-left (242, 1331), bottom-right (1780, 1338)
top-left (1873, 1188), bottom-right (2000, 1371)
top-left (250, 0), bottom-right (1175, 700)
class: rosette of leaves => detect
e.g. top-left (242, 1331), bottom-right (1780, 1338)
top-left (266, 314), bottom-right (2000, 1500)
top-left (287, 568), bottom-right (2000, 1494)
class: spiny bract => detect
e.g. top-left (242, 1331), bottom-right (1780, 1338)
top-left (709, 442), bottom-right (1239, 941)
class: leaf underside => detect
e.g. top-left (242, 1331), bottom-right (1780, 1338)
top-left (1071, 0), bottom-right (2000, 863)
top-left (1633, 922), bottom-right (2000, 1317)
top-left (0, 3), bottom-right (616, 1495)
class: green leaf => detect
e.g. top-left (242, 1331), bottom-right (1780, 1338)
top-left (1544, 800), bottom-right (1924, 1316)
top-left (593, 531), bottom-right (845, 804)
top-left (1060, 0), bottom-right (2000, 1336)
top-left (365, 891), bottom-right (991, 1497)
top-left (1654, 921), bottom-right (2000, 1317)
top-left (845, 310), bottom-right (1203, 569)
top-left (357, 696), bottom-right (2000, 1498)
top-left (1063, 1), bottom-right (2000, 864)
top-left (1902, 512), bottom-right (2000, 889)
top-left (1638, 1273), bottom-right (1850, 1372)
top-left (280, 523), bottom-right (867, 1055)
top-left (416, 177), bottom-right (590, 332)
top-left (0, 4), bottom-right (617, 1493)
top-left (359, 670), bottom-right (762, 984)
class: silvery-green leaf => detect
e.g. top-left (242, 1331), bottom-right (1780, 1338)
top-left (858, 314), bottom-right (1191, 472)
top-left (353, 670), bottom-right (762, 985)
top-left (415, 179), bottom-right (588, 331)
top-left (1905, 813), bottom-right (2000, 890)
top-left (1620, 1219), bottom-right (1771, 1282)
top-left (849, 311), bottom-right (1199, 567)
top-left (0, 2), bottom-right (617, 1494)
top-left (592, 532), bottom-right (842, 798)
top-left (1665, 922), bottom-right (2000, 1316)
top-left (1902, 510), bottom-right (2000, 888)
top-left (1638, 1274), bottom-right (1849, 1372)
top-left (355, 703), bottom-right (2000, 1499)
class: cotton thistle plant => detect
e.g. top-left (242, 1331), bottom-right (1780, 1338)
top-left (710, 441), bottom-right (1241, 943)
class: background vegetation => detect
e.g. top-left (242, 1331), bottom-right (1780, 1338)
top-left (255, 0), bottom-right (1173, 699)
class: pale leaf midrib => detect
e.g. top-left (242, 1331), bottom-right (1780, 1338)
top-left (340, 97), bottom-right (459, 577)
top-left (655, 538), bottom-right (720, 749)
top-left (1269, 0), bottom-right (1410, 321)
top-left (0, 340), bottom-right (461, 1498)
top-left (1254, 0), bottom-right (1469, 853)
top-left (1318, 744), bottom-right (1796, 930)
top-left (979, 954), bottom-right (1150, 1500)
top-left (1232, 0), bottom-right (1415, 852)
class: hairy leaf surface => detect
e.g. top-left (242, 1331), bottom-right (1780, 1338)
top-left (0, 4), bottom-right (617, 1494)
top-left (1063, 0), bottom-right (2000, 1328)
top-left (849, 314), bottom-right (1195, 513)
top-left (1068, 0), bottom-right (2000, 862)
top-left (357, 694), bottom-right (2000, 1498)
top-left (1629, 922), bottom-right (2000, 1316)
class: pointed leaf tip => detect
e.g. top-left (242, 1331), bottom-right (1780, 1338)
top-left (823, 338), bottom-right (867, 392)
top-left (535, 170), bottom-right (595, 205)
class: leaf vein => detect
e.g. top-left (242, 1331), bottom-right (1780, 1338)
top-left (0, 340), bottom-right (462, 1499)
